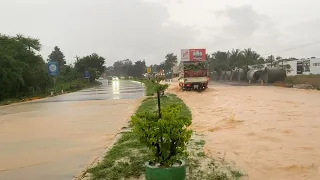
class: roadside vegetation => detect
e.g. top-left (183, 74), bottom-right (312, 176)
top-left (0, 34), bottom-right (105, 105)
top-left (86, 80), bottom-right (245, 180)
top-left (284, 74), bottom-right (320, 90)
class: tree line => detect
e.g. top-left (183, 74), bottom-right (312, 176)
top-left (0, 34), bottom-right (106, 101)
top-left (105, 53), bottom-right (178, 78)
top-left (207, 48), bottom-right (295, 74)
top-left (1, 33), bottom-right (297, 101)
top-left (106, 49), bottom-right (294, 79)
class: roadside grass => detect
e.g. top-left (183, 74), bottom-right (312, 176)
top-left (186, 135), bottom-right (246, 180)
top-left (87, 94), bottom-right (190, 180)
top-left (130, 78), bottom-right (159, 96)
top-left (284, 75), bottom-right (320, 90)
top-left (86, 93), bottom-right (245, 180)
top-left (87, 131), bottom-right (150, 180)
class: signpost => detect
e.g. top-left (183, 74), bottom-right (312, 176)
top-left (48, 62), bottom-right (58, 95)
top-left (48, 62), bottom-right (59, 76)
top-left (84, 71), bottom-right (90, 78)
top-left (84, 70), bottom-right (90, 83)
top-left (147, 67), bottom-right (152, 74)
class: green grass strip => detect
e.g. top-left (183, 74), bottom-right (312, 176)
top-left (87, 94), bottom-right (191, 180)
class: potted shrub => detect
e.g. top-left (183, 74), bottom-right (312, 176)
top-left (131, 104), bottom-right (192, 180)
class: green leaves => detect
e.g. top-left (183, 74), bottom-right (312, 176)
top-left (74, 53), bottom-right (106, 79)
top-left (154, 83), bottom-right (168, 93)
top-left (47, 46), bottom-right (66, 69)
top-left (184, 62), bottom-right (207, 71)
top-left (0, 34), bottom-right (52, 100)
top-left (132, 104), bottom-right (192, 167)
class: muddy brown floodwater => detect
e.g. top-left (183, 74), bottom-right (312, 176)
top-left (168, 81), bottom-right (320, 180)
top-left (0, 80), bottom-right (144, 180)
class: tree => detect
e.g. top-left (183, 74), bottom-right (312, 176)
top-left (48, 46), bottom-right (66, 70)
top-left (229, 49), bottom-right (243, 69)
top-left (74, 53), bottom-right (105, 82)
top-left (210, 51), bottom-right (230, 73)
top-left (0, 34), bottom-right (52, 101)
top-left (163, 53), bottom-right (177, 72)
top-left (133, 60), bottom-right (146, 78)
top-left (242, 48), bottom-right (261, 73)
top-left (16, 34), bottom-right (41, 52)
top-left (266, 55), bottom-right (275, 67)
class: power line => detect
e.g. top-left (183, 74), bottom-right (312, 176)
top-left (262, 40), bottom-right (320, 56)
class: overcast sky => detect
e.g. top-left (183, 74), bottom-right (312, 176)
top-left (1, 0), bottom-right (320, 66)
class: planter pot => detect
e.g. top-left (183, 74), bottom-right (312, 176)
top-left (145, 160), bottom-right (186, 180)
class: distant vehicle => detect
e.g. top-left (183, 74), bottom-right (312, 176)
top-left (107, 76), bottom-right (113, 84)
top-left (99, 77), bottom-right (103, 80)
top-left (112, 76), bottom-right (119, 81)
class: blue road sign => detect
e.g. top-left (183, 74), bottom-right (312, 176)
top-left (84, 71), bottom-right (90, 79)
top-left (48, 62), bottom-right (58, 76)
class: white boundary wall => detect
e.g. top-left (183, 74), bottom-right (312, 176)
top-left (249, 58), bottom-right (320, 76)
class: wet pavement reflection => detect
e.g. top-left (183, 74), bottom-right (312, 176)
top-left (0, 80), bottom-right (144, 180)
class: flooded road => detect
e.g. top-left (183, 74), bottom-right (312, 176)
top-left (169, 81), bottom-right (320, 180)
top-left (0, 80), bottom-right (144, 180)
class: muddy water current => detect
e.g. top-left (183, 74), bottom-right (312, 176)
top-left (169, 82), bottom-right (320, 180)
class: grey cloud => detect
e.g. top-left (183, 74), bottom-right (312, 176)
top-left (215, 5), bottom-right (278, 39)
top-left (0, 0), bottom-right (197, 65)
top-left (203, 5), bottom-right (283, 56)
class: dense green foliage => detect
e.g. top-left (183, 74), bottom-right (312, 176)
top-left (206, 48), bottom-right (294, 74)
top-left (132, 104), bottom-right (192, 166)
top-left (184, 62), bottom-right (207, 71)
top-left (74, 53), bottom-right (105, 83)
top-left (106, 53), bottom-right (178, 77)
top-left (0, 34), bottom-right (52, 101)
top-left (0, 34), bottom-right (105, 102)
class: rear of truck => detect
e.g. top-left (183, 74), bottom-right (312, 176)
top-left (179, 61), bottom-right (209, 91)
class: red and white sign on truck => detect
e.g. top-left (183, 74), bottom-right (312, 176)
top-left (181, 49), bottom-right (206, 61)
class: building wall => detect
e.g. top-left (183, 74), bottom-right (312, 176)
top-left (310, 58), bottom-right (320, 74)
top-left (284, 58), bottom-right (320, 76)
top-left (250, 58), bottom-right (320, 76)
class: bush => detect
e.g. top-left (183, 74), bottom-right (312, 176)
top-left (143, 80), bottom-right (169, 96)
top-left (284, 76), bottom-right (294, 84)
top-left (132, 104), bottom-right (192, 167)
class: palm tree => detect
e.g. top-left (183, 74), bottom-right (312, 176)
top-left (266, 55), bottom-right (275, 67)
top-left (211, 51), bottom-right (230, 72)
top-left (229, 49), bottom-right (242, 68)
top-left (242, 48), bottom-right (262, 70)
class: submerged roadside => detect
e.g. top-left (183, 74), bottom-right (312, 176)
top-left (79, 80), bottom-right (245, 180)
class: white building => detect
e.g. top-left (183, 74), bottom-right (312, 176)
top-left (250, 58), bottom-right (320, 76)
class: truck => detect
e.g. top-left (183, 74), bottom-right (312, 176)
top-left (178, 49), bottom-right (209, 91)
top-left (179, 61), bottom-right (209, 91)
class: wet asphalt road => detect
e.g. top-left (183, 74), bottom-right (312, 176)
top-left (0, 80), bottom-right (144, 180)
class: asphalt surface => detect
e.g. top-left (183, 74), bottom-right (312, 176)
top-left (0, 80), bottom-right (144, 180)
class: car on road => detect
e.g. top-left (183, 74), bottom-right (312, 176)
top-left (112, 77), bottom-right (119, 81)
top-left (107, 76), bottom-right (113, 84)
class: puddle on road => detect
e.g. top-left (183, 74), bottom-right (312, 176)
top-left (169, 82), bottom-right (320, 180)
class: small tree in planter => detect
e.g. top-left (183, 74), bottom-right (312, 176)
top-left (132, 104), bottom-right (192, 180)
